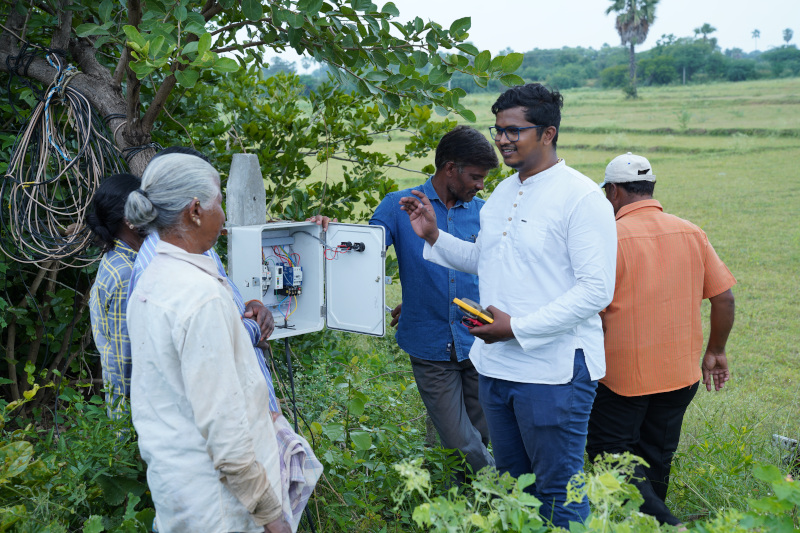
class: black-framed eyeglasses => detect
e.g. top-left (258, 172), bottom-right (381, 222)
top-left (489, 125), bottom-right (544, 142)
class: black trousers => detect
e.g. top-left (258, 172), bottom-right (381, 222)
top-left (586, 381), bottom-right (699, 525)
top-left (408, 353), bottom-right (494, 476)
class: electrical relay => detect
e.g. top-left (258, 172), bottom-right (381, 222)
top-left (275, 264), bottom-right (302, 296)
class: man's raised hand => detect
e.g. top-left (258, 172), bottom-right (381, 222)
top-left (399, 190), bottom-right (439, 245)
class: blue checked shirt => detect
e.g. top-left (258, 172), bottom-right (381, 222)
top-left (90, 239), bottom-right (137, 418)
top-left (128, 233), bottom-right (279, 411)
top-left (370, 177), bottom-right (483, 362)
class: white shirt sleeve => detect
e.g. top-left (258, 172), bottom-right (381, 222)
top-left (510, 191), bottom-right (617, 350)
top-left (423, 230), bottom-right (481, 275)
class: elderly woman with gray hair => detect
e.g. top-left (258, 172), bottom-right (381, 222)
top-left (125, 153), bottom-right (290, 533)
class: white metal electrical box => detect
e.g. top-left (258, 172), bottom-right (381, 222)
top-left (228, 221), bottom-right (386, 339)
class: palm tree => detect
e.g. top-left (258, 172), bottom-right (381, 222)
top-left (752, 29), bottom-right (761, 50)
top-left (606, 0), bottom-right (659, 98)
top-left (694, 23), bottom-right (717, 42)
top-left (784, 28), bottom-right (794, 45)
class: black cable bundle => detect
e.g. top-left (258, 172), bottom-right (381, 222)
top-left (1, 50), bottom-right (126, 269)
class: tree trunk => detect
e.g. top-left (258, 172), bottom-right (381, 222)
top-left (628, 42), bottom-right (638, 98)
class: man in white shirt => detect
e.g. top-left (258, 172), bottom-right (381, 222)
top-left (399, 83), bottom-right (617, 527)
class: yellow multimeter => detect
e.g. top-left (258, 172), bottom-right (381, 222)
top-left (453, 298), bottom-right (494, 326)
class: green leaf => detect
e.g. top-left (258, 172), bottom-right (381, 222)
top-left (459, 108), bottom-right (476, 122)
top-left (286, 11), bottom-right (305, 29)
top-left (347, 397), bottom-right (365, 416)
top-left (213, 57), bottom-right (240, 73)
top-left (174, 6), bottom-right (187, 22)
top-left (297, 0), bottom-right (324, 13)
top-left (149, 35), bottom-right (166, 57)
top-left (93, 36), bottom-right (112, 49)
top-left (411, 50), bottom-right (428, 68)
top-left (322, 423), bottom-right (345, 442)
top-left (381, 2), bottom-right (400, 16)
top-left (350, 431), bottom-right (372, 450)
top-left (75, 23), bottom-right (109, 38)
top-left (474, 50), bottom-right (491, 72)
top-left (175, 68), bottom-right (200, 88)
top-left (129, 61), bottom-right (156, 79)
top-left (433, 105), bottom-right (449, 117)
top-left (197, 32), bottom-right (212, 56)
top-left (96, 474), bottom-right (147, 506)
top-left (0, 441), bottom-right (33, 482)
top-left (456, 43), bottom-right (479, 56)
top-left (82, 515), bottom-right (105, 533)
top-left (382, 93), bottom-right (401, 110)
top-left (448, 16), bottom-right (471, 37)
top-left (501, 52), bottom-right (524, 73)
top-left (0, 378), bottom-right (13, 386)
top-left (500, 73), bottom-right (525, 86)
top-left (182, 41), bottom-right (199, 55)
top-left (185, 21), bottom-right (206, 36)
top-left (98, 0), bottom-right (114, 23)
top-left (364, 70), bottom-right (389, 82)
top-left (122, 25), bottom-right (146, 47)
top-left (427, 66), bottom-right (450, 85)
top-left (753, 464), bottom-right (784, 483)
top-left (242, 0), bottom-right (263, 21)
top-left (351, 0), bottom-right (374, 11)
top-left (372, 50), bottom-right (388, 69)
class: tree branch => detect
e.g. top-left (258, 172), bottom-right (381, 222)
top-left (214, 39), bottom-right (271, 54)
top-left (140, 72), bottom-right (177, 133)
top-left (124, 0), bottom-right (144, 145)
top-left (50, 0), bottom-right (72, 51)
top-left (0, 9), bottom-right (26, 54)
top-left (112, 49), bottom-right (130, 90)
top-left (201, 1), bottom-right (223, 21)
top-left (210, 17), bottom-right (272, 37)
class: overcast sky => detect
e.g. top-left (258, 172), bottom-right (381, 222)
top-left (276, 0), bottom-right (799, 69)
top-left (386, 0), bottom-right (799, 54)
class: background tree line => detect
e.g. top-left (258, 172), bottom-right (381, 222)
top-left (273, 31), bottom-right (800, 95)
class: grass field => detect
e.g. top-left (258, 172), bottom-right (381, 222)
top-left (356, 78), bottom-right (800, 522)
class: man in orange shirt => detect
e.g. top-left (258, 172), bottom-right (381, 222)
top-left (587, 152), bottom-right (736, 526)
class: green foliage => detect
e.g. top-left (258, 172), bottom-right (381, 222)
top-left (57, 0), bottom-right (519, 116)
top-left (269, 330), bottom-right (464, 530)
top-left (170, 68), bottom-right (458, 222)
top-left (639, 55), bottom-right (678, 85)
top-left (394, 458), bottom-right (546, 532)
top-left (394, 452), bottom-right (800, 532)
top-left (600, 64), bottom-right (630, 88)
top-left (761, 45), bottom-right (800, 77)
top-left (0, 387), bottom-right (152, 531)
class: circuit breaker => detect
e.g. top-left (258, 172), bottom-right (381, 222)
top-left (228, 221), bottom-right (386, 340)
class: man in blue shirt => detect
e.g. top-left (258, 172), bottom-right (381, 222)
top-left (370, 126), bottom-right (499, 477)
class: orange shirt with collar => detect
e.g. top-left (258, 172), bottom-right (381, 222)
top-left (601, 199), bottom-right (736, 396)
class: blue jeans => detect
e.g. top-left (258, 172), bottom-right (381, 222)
top-left (479, 349), bottom-right (597, 528)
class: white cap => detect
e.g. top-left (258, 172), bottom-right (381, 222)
top-left (600, 152), bottom-right (656, 187)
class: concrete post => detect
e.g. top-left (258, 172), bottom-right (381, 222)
top-left (226, 153), bottom-right (266, 273)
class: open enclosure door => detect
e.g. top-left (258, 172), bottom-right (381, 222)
top-left (325, 223), bottom-right (386, 336)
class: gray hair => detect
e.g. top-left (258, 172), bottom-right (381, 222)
top-left (125, 153), bottom-right (220, 235)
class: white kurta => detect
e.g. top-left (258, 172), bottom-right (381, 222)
top-left (128, 241), bottom-right (282, 533)
top-left (425, 161), bottom-right (617, 384)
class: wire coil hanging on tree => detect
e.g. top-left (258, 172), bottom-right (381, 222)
top-left (0, 51), bottom-right (126, 269)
